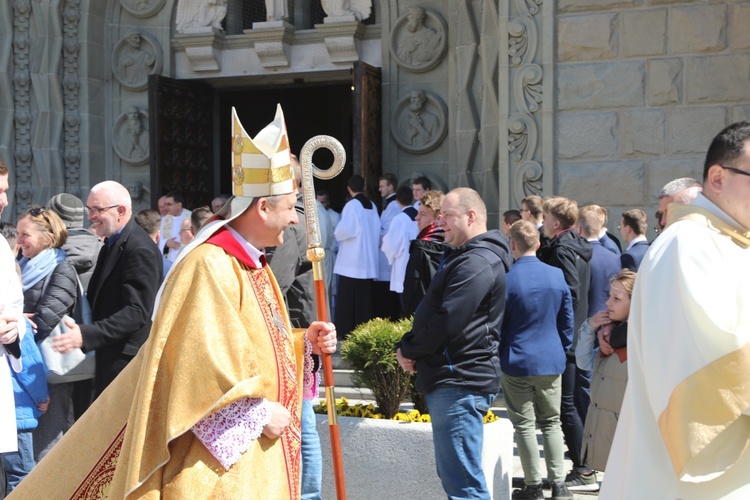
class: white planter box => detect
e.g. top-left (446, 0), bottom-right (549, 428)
top-left (316, 414), bottom-right (513, 499)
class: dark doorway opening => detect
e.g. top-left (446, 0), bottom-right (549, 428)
top-left (219, 84), bottom-right (353, 212)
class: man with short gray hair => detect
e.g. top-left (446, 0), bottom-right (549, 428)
top-left (656, 177), bottom-right (702, 232)
top-left (53, 181), bottom-right (163, 396)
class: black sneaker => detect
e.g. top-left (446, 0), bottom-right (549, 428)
top-left (564, 469), bottom-right (599, 491)
top-left (512, 483), bottom-right (544, 500)
top-left (551, 482), bottom-right (573, 500)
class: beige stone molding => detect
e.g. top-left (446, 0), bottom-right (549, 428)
top-left (174, 28), bottom-right (224, 72)
top-left (390, 6), bottom-right (447, 73)
top-left (113, 106), bottom-right (150, 165)
top-left (391, 89), bottom-right (447, 154)
top-left (112, 32), bottom-right (163, 91)
top-left (120, 0), bottom-right (165, 19)
top-left (246, 20), bottom-right (295, 68)
top-left (316, 21), bottom-right (366, 65)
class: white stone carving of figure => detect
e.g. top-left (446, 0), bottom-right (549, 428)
top-left (123, 106), bottom-right (149, 160)
top-left (397, 6), bottom-right (442, 66)
top-left (399, 89), bottom-right (439, 147)
top-left (321, 0), bottom-right (371, 21)
top-left (120, 33), bottom-right (156, 85)
top-left (265, 0), bottom-right (288, 22)
top-left (175, 0), bottom-right (228, 33)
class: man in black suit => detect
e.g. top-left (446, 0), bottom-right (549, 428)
top-left (53, 181), bottom-right (162, 397)
top-left (619, 209), bottom-right (649, 271)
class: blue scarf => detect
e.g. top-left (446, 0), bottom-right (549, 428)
top-left (18, 247), bottom-right (68, 293)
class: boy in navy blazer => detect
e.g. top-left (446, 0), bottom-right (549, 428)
top-left (501, 220), bottom-right (574, 500)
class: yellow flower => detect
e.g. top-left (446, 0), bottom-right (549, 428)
top-left (484, 410), bottom-right (499, 423)
top-left (408, 409), bottom-right (421, 420)
top-left (392, 413), bottom-right (411, 422)
top-left (418, 414), bottom-right (431, 423)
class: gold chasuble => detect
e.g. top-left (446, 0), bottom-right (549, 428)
top-left (10, 228), bottom-right (305, 499)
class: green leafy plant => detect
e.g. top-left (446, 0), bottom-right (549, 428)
top-left (341, 317), bottom-right (414, 419)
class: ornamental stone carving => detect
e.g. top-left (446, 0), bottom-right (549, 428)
top-left (112, 32), bottom-right (162, 91)
top-left (175, 0), bottom-right (228, 34)
top-left (321, 0), bottom-right (371, 23)
top-left (390, 6), bottom-right (447, 73)
top-left (113, 106), bottom-right (150, 165)
top-left (391, 89), bottom-right (448, 154)
top-left (120, 0), bottom-right (165, 18)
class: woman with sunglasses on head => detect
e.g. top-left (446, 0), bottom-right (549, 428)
top-left (15, 206), bottom-right (79, 465)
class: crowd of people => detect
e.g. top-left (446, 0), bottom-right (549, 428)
top-left (396, 122), bottom-right (749, 500)
top-left (0, 117), bottom-right (748, 500)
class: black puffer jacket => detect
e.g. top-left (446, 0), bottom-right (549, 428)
top-left (399, 230), bottom-right (512, 394)
top-left (22, 260), bottom-right (78, 341)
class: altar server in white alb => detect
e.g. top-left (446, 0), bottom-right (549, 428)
top-left (333, 174), bottom-right (380, 338)
top-left (601, 121), bottom-right (750, 499)
top-left (381, 186), bottom-right (418, 296)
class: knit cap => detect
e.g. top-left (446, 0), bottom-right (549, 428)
top-left (47, 193), bottom-right (84, 228)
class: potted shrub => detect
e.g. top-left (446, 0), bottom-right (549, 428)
top-left (340, 317), bottom-right (413, 418)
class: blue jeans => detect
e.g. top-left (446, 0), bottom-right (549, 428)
top-left (1, 430), bottom-right (36, 492)
top-left (425, 387), bottom-right (495, 499)
top-left (301, 399), bottom-right (322, 500)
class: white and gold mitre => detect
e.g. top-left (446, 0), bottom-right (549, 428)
top-left (231, 104), bottom-right (295, 198)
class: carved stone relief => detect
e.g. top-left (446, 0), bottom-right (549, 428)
top-left (390, 6), bottom-right (447, 73)
top-left (175, 0), bottom-right (228, 34)
top-left (13, 0), bottom-right (33, 214)
top-left (113, 106), bottom-right (150, 165)
top-left (63, 0), bottom-right (82, 196)
top-left (120, 0), bottom-right (166, 18)
top-left (322, 0), bottom-right (371, 22)
top-left (112, 32), bottom-right (162, 91)
top-left (506, 0), bottom-right (550, 206)
top-left (391, 89), bottom-right (447, 154)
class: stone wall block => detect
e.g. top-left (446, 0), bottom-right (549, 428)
top-left (686, 55), bottom-right (750, 104)
top-left (556, 161), bottom-right (645, 206)
top-left (731, 105), bottom-right (750, 124)
top-left (558, 0), bottom-right (636, 13)
top-left (621, 110), bottom-right (666, 157)
top-left (667, 107), bottom-right (727, 156)
top-left (647, 58), bottom-right (681, 106)
top-left (649, 158), bottom-right (704, 203)
top-left (670, 5), bottom-right (727, 55)
top-left (558, 14), bottom-right (617, 62)
top-left (729, 4), bottom-right (750, 51)
top-left (621, 9), bottom-right (666, 57)
top-left (557, 113), bottom-right (618, 160)
top-left (558, 62), bottom-right (645, 110)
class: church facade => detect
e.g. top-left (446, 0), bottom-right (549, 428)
top-left (1, 0), bottom-right (749, 231)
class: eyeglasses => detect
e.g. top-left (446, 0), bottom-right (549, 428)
top-left (85, 205), bottom-right (119, 215)
top-left (719, 164), bottom-right (750, 177)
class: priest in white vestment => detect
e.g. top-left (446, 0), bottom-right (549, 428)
top-left (601, 122), bottom-right (750, 499)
